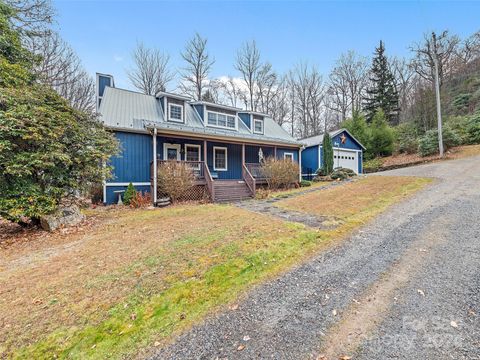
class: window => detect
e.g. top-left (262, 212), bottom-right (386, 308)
top-left (185, 144), bottom-right (201, 170)
top-left (168, 103), bottom-right (183, 122)
top-left (253, 119), bottom-right (264, 134)
top-left (213, 147), bottom-right (228, 171)
top-left (207, 111), bottom-right (236, 129)
top-left (284, 152), bottom-right (294, 161)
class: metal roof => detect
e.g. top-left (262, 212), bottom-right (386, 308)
top-left (300, 129), bottom-right (366, 150)
top-left (99, 86), bottom-right (301, 146)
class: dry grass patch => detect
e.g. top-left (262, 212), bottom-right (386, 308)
top-left (276, 176), bottom-right (432, 223)
top-left (1, 204), bottom-right (320, 359)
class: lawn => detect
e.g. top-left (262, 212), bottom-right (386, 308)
top-left (0, 176), bottom-right (431, 359)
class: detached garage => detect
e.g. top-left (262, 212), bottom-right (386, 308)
top-left (300, 129), bottom-right (366, 178)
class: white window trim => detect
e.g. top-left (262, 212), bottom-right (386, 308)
top-left (213, 146), bottom-right (228, 171)
top-left (253, 118), bottom-right (264, 134)
top-left (206, 111), bottom-right (238, 131)
top-left (168, 103), bottom-right (184, 123)
top-left (185, 143), bottom-right (201, 169)
top-left (284, 152), bottom-right (294, 161)
top-left (163, 143), bottom-right (181, 160)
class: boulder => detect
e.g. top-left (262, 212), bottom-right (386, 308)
top-left (40, 204), bottom-right (85, 231)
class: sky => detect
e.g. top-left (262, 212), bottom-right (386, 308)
top-left (53, 0), bottom-right (480, 91)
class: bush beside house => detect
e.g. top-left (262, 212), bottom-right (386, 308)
top-left (262, 157), bottom-right (300, 190)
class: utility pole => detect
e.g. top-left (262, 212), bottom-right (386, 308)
top-left (432, 32), bottom-right (444, 157)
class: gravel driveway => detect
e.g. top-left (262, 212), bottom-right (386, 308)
top-left (151, 156), bottom-right (480, 360)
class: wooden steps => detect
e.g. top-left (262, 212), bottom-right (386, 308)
top-left (213, 180), bottom-right (254, 202)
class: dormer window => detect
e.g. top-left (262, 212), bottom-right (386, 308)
top-left (207, 111), bottom-right (237, 130)
top-left (168, 103), bottom-right (183, 122)
top-left (253, 118), bottom-right (264, 134)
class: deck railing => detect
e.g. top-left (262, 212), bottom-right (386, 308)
top-left (245, 163), bottom-right (266, 179)
top-left (203, 162), bottom-right (215, 200)
top-left (242, 163), bottom-right (256, 197)
top-left (150, 160), bottom-right (205, 179)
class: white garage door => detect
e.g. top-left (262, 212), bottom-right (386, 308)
top-left (333, 148), bottom-right (359, 174)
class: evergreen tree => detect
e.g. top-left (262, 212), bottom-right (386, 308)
top-left (369, 109), bottom-right (395, 157)
top-left (322, 133), bottom-right (334, 174)
top-left (363, 40), bottom-right (399, 125)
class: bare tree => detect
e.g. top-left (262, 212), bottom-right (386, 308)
top-left (219, 76), bottom-right (243, 107)
top-left (256, 62), bottom-right (277, 113)
top-left (31, 31), bottom-right (95, 113)
top-left (455, 30), bottom-right (480, 68)
top-left (389, 56), bottom-right (417, 122)
top-left (235, 40), bottom-right (261, 110)
top-left (128, 42), bottom-right (173, 95)
top-left (410, 30), bottom-right (460, 86)
top-left (328, 51), bottom-right (369, 121)
top-left (269, 76), bottom-right (290, 127)
top-left (5, 0), bottom-right (55, 41)
top-left (179, 33), bottom-right (214, 101)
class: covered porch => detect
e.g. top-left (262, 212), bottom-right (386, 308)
top-left (149, 130), bottom-right (301, 203)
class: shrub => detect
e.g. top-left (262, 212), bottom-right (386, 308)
top-left (261, 157), bottom-right (299, 190)
top-left (363, 158), bottom-right (383, 173)
top-left (300, 180), bottom-right (312, 187)
top-left (418, 125), bottom-right (462, 157)
top-left (445, 115), bottom-right (470, 143)
top-left (466, 112), bottom-right (480, 144)
top-left (322, 133), bottom-right (334, 175)
top-left (90, 184), bottom-right (103, 205)
top-left (0, 5), bottom-right (118, 223)
top-left (330, 167), bottom-right (356, 181)
top-left (394, 122), bottom-right (419, 154)
top-left (129, 192), bottom-right (151, 208)
top-left (157, 161), bottom-right (195, 203)
top-left (123, 183), bottom-right (136, 205)
top-left (316, 167), bottom-right (328, 176)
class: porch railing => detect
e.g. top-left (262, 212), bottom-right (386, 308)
top-left (150, 160), bottom-right (205, 180)
top-left (245, 163), bottom-right (266, 179)
top-left (242, 163), bottom-right (256, 197)
top-left (203, 162), bottom-right (215, 200)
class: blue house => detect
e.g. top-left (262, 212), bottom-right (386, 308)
top-left (96, 73), bottom-right (303, 204)
top-left (300, 129), bottom-right (366, 179)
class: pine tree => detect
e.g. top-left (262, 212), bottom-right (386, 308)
top-left (322, 133), bottom-right (334, 174)
top-left (363, 41), bottom-right (399, 125)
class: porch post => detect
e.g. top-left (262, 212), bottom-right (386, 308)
top-left (152, 128), bottom-right (157, 205)
top-left (298, 147), bottom-right (303, 182)
top-left (274, 146), bottom-right (277, 159)
top-left (203, 140), bottom-right (207, 164)
top-left (242, 143), bottom-right (245, 165)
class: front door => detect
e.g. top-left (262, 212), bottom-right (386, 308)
top-left (163, 143), bottom-right (181, 161)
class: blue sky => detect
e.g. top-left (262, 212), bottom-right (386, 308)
top-left (54, 0), bottom-right (480, 90)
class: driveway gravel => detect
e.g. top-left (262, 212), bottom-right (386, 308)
top-left (150, 156), bottom-right (480, 360)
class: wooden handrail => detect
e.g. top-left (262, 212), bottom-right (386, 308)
top-left (242, 163), bottom-right (256, 197)
top-left (203, 162), bottom-right (215, 201)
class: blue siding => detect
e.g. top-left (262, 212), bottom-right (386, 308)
top-left (105, 185), bottom-right (150, 205)
top-left (331, 131), bottom-right (362, 151)
top-left (193, 104), bottom-right (204, 121)
top-left (245, 145), bottom-right (274, 163)
top-left (238, 113), bottom-right (251, 129)
top-left (358, 152), bottom-right (363, 173)
top-left (207, 141), bottom-right (242, 179)
top-left (301, 146), bottom-right (319, 176)
top-left (109, 132), bottom-right (152, 183)
top-left (276, 147), bottom-right (299, 162)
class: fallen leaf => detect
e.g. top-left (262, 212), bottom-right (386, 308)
top-left (237, 344), bottom-right (245, 351)
top-left (417, 289), bottom-right (425, 297)
top-left (154, 341), bottom-right (161, 347)
top-left (468, 309), bottom-right (476, 317)
top-left (243, 335), bottom-right (250, 341)
top-left (332, 309), bottom-right (337, 316)
top-left (450, 320), bottom-right (458, 328)
top-left (229, 304), bottom-right (239, 311)
top-left (130, 313), bottom-right (137, 321)
top-left (91, 344), bottom-right (96, 349)
top-left (340, 356), bottom-right (352, 360)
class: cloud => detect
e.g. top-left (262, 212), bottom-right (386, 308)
top-left (113, 55), bottom-right (124, 62)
